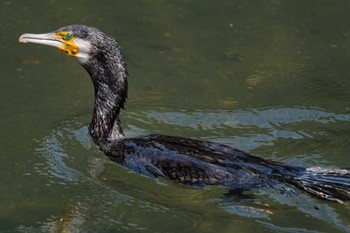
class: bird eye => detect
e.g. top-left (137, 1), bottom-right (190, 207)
top-left (65, 33), bottom-right (73, 40)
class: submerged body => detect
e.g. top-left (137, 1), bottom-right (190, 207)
top-left (99, 134), bottom-right (300, 188)
top-left (19, 24), bottom-right (350, 203)
top-left (97, 134), bottom-right (350, 202)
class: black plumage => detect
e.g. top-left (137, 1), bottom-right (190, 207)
top-left (19, 25), bottom-right (350, 203)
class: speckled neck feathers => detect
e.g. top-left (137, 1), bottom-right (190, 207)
top-left (80, 30), bottom-right (128, 141)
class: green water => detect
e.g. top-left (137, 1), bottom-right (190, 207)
top-left (1, 0), bottom-right (350, 232)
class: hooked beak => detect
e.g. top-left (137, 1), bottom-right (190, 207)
top-left (19, 33), bottom-right (64, 48)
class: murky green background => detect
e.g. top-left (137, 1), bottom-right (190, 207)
top-left (1, 0), bottom-right (350, 232)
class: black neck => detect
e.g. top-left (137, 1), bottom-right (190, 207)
top-left (82, 43), bottom-right (128, 141)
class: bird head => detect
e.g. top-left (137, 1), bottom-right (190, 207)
top-left (19, 25), bottom-right (105, 65)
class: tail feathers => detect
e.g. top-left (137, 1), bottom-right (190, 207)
top-left (287, 167), bottom-right (350, 203)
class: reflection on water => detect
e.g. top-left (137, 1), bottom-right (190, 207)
top-left (146, 107), bottom-right (350, 131)
top-left (140, 106), bottom-right (350, 158)
top-left (31, 119), bottom-right (172, 232)
top-left (35, 130), bottom-right (81, 185)
top-left (29, 107), bottom-right (350, 232)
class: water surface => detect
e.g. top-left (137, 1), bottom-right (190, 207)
top-left (1, 0), bottom-right (350, 232)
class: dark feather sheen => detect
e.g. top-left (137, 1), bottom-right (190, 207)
top-left (49, 25), bottom-right (350, 203)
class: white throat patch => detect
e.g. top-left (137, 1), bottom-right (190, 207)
top-left (74, 38), bottom-right (92, 64)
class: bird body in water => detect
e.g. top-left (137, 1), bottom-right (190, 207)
top-left (19, 25), bottom-right (350, 203)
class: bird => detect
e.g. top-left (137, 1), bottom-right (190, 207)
top-left (19, 24), bottom-right (350, 203)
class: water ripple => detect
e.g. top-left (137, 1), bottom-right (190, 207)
top-left (146, 106), bottom-right (350, 129)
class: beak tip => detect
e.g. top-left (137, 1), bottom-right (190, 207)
top-left (19, 34), bottom-right (28, 43)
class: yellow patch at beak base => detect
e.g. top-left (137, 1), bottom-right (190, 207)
top-left (55, 31), bottom-right (79, 57)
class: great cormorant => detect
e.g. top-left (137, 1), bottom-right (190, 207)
top-left (19, 25), bottom-right (350, 203)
